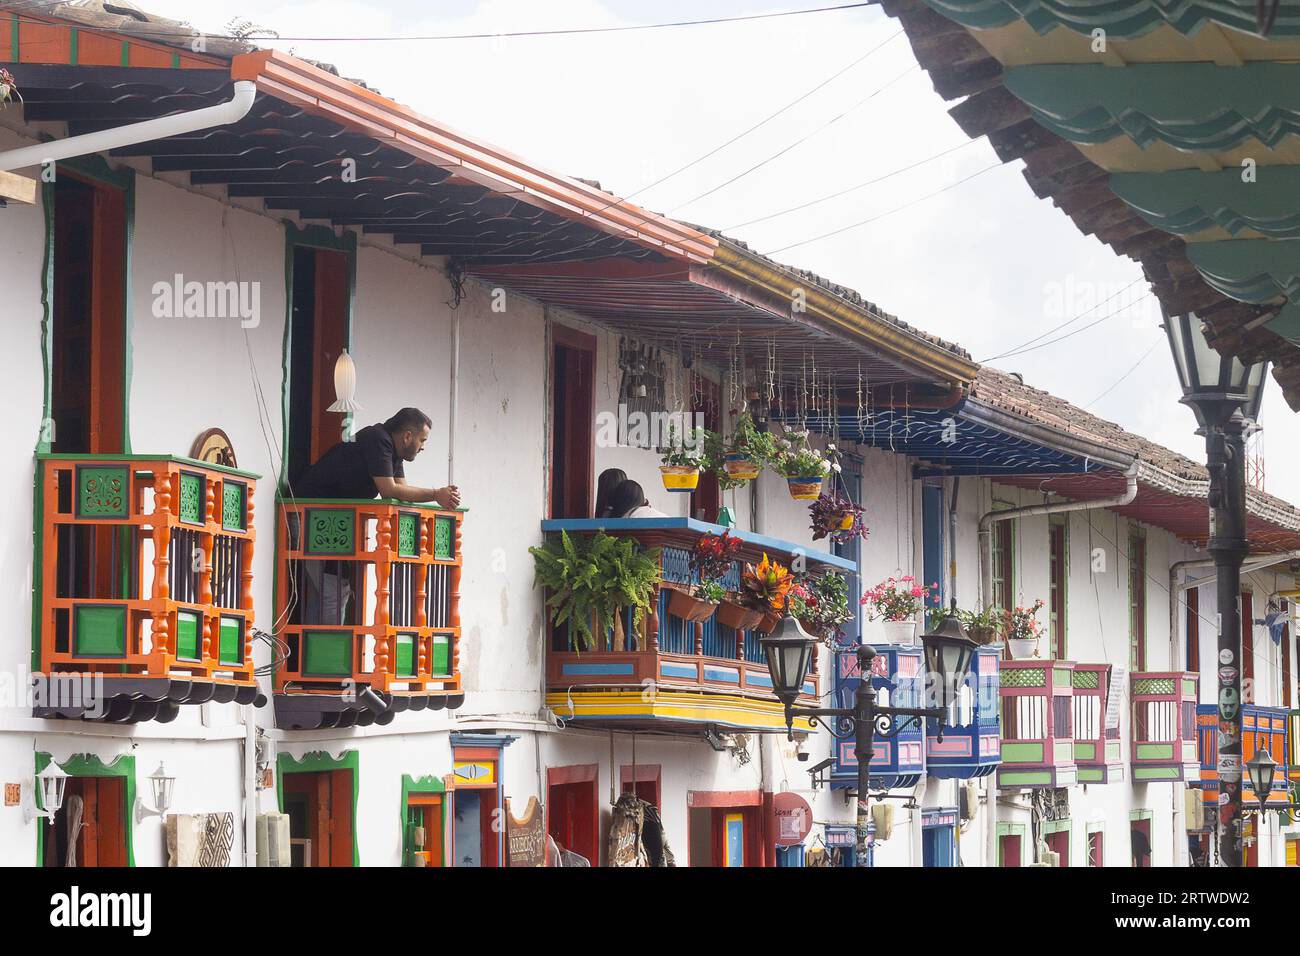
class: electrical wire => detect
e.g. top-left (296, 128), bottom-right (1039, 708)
top-left (763, 161), bottom-right (1005, 256)
top-left (985, 292), bottom-right (1155, 364)
top-left (980, 276), bottom-right (1146, 363)
top-left (722, 138), bottom-right (978, 231)
top-left (1084, 340), bottom-right (1161, 409)
top-left (11, 2), bottom-right (881, 43)
top-left (666, 63), bottom-right (917, 214)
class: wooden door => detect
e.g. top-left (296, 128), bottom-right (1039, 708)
top-left (283, 769), bottom-right (353, 867)
top-left (311, 249), bottom-right (349, 462)
top-left (690, 375), bottom-right (720, 522)
top-left (44, 776), bottom-right (126, 868)
top-left (548, 780), bottom-right (598, 864)
top-left (549, 327), bottom-right (595, 519)
top-left (711, 807), bottom-right (757, 867)
top-left (406, 794), bottom-right (444, 867)
top-left (1000, 834), bottom-right (1021, 867)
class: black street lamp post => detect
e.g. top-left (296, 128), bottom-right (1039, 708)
top-left (1163, 312), bottom-right (1268, 868)
top-left (763, 607), bottom-right (976, 868)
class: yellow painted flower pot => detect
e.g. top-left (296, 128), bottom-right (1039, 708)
top-left (660, 464), bottom-right (701, 492)
top-left (787, 476), bottom-right (824, 500)
top-left (723, 454), bottom-right (760, 482)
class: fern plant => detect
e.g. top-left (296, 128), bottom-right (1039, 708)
top-left (529, 531), bottom-right (662, 651)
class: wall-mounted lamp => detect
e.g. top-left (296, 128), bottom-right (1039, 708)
top-left (24, 761), bottom-right (68, 824)
top-left (327, 348), bottom-right (361, 413)
top-left (134, 763), bottom-right (176, 824)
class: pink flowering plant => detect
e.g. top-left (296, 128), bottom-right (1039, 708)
top-left (1002, 599), bottom-right (1045, 642)
top-left (0, 68), bottom-right (19, 107)
top-left (860, 575), bottom-right (934, 623)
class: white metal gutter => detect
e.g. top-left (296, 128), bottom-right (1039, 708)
top-left (0, 80), bottom-right (257, 172)
top-left (977, 462), bottom-right (1140, 611)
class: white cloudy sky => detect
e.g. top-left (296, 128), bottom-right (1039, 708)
top-left (136, 0), bottom-right (1300, 502)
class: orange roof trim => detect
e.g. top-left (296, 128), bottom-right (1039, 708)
top-left (230, 50), bottom-right (718, 264)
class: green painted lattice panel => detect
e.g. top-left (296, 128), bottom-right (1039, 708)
top-left (176, 610), bottom-right (200, 660)
top-left (398, 513), bottom-right (418, 557)
top-left (74, 605), bottom-right (127, 657)
top-left (1134, 677), bottom-right (1176, 696)
top-left (305, 509), bottom-right (355, 555)
top-left (219, 616), bottom-right (242, 664)
top-left (431, 635), bottom-right (451, 675)
top-left (179, 472), bottom-right (204, 524)
top-left (76, 465), bottom-right (129, 519)
top-left (433, 516), bottom-right (455, 560)
top-left (302, 630), bottom-right (353, 676)
top-left (395, 633), bottom-right (416, 677)
top-left (222, 481), bottom-right (246, 531)
top-left (1003, 667), bottom-right (1046, 688)
top-left (1073, 670), bottom-right (1101, 690)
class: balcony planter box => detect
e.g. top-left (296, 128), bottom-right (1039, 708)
top-left (660, 465), bottom-right (701, 493)
top-left (753, 609), bottom-right (783, 634)
top-left (1008, 638), bottom-right (1039, 659)
top-left (723, 453), bottom-right (760, 482)
top-left (718, 599), bottom-right (763, 632)
top-left (786, 476), bottom-right (824, 500)
top-left (881, 619), bottom-right (916, 646)
top-left (666, 585), bottom-right (718, 623)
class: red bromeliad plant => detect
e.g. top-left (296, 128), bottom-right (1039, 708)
top-left (739, 553), bottom-right (793, 614)
top-left (1002, 599), bottom-right (1045, 642)
top-left (860, 575), bottom-right (934, 623)
top-left (690, 531), bottom-right (741, 603)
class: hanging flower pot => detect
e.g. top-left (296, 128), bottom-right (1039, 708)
top-left (787, 476), bottom-right (824, 500)
top-left (723, 453), bottom-right (761, 482)
top-left (660, 464), bottom-right (701, 493)
top-left (718, 599), bottom-right (763, 632)
top-left (754, 609), bottom-right (783, 634)
top-left (1008, 637), bottom-right (1039, 660)
top-left (881, 619), bottom-right (917, 646)
top-left (967, 625), bottom-right (999, 646)
top-left (666, 584), bottom-right (718, 623)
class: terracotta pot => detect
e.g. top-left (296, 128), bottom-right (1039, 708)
top-left (787, 476), bottom-right (824, 500)
top-left (967, 625), bottom-right (999, 646)
top-left (754, 610), bottom-right (783, 634)
top-left (723, 453), bottom-right (760, 482)
top-left (667, 586), bottom-right (718, 623)
top-left (717, 600), bottom-right (764, 632)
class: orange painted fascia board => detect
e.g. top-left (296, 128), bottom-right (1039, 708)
top-left (231, 50), bottom-right (717, 264)
top-left (13, 11), bottom-right (228, 68)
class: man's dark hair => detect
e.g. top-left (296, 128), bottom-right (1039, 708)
top-left (383, 407), bottom-right (433, 435)
top-left (609, 480), bottom-right (647, 518)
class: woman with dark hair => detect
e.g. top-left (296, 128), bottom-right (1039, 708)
top-left (609, 480), bottom-right (667, 519)
top-left (594, 468), bottom-right (627, 518)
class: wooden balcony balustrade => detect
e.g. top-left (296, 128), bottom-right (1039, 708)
top-left (273, 498), bottom-right (464, 730)
top-left (832, 644), bottom-right (926, 789)
top-left (1195, 704), bottom-right (1292, 808)
top-left (926, 645), bottom-right (1002, 780)
top-left (1130, 671), bottom-right (1200, 783)
top-left (996, 659), bottom-right (1077, 789)
top-left (540, 518), bottom-right (853, 733)
top-left (35, 455), bottom-right (260, 721)
top-left (1072, 663), bottom-right (1125, 784)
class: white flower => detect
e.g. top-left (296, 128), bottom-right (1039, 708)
top-left (820, 460), bottom-right (832, 474)
top-left (831, 462), bottom-right (842, 473)
top-left (827, 443), bottom-right (837, 452)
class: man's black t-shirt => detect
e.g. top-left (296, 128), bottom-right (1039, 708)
top-left (295, 424), bottom-right (406, 499)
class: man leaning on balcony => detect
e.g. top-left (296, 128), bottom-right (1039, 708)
top-left (294, 408), bottom-right (460, 625)
top-left (296, 407), bottom-right (460, 508)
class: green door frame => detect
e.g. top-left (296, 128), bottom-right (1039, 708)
top-left (276, 749), bottom-right (360, 866)
top-left (401, 773), bottom-right (447, 867)
top-left (35, 752), bottom-right (136, 867)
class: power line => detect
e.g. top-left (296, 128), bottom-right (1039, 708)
top-left (465, 31), bottom-right (905, 264)
top-left (763, 160), bottom-right (1004, 256)
top-left (722, 138), bottom-right (977, 231)
top-left (666, 63), bottom-right (917, 214)
top-left (989, 292), bottom-right (1155, 363)
top-left (980, 277), bottom-right (1146, 363)
top-left (0, 2), bottom-right (880, 43)
top-left (1084, 340), bottom-right (1161, 409)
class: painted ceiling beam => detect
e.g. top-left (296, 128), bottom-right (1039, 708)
top-left (1003, 63), bottom-right (1300, 151)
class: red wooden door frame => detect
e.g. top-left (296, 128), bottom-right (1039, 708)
top-left (620, 763), bottom-right (662, 808)
top-left (547, 764), bottom-right (599, 865)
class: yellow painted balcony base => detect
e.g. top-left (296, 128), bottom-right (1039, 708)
top-left (546, 689), bottom-right (814, 734)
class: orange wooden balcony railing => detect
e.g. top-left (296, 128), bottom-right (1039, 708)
top-left (273, 498), bottom-right (464, 725)
top-left (35, 455), bottom-right (259, 719)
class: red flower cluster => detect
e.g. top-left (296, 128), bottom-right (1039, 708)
top-left (691, 531), bottom-right (741, 586)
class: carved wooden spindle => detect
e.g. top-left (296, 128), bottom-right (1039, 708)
top-left (694, 621), bottom-right (704, 656)
top-left (415, 517), bottom-right (430, 679)
top-left (449, 513), bottom-right (462, 690)
top-left (150, 471), bottom-right (174, 666)
top-left (200, 481), bottom-right (216, 664)
top-left (373, 510), bottom-right (393, 689)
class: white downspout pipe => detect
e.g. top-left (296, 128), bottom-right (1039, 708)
top-left (0, 80), bottom-right (258, 171)
top-left (978, 462), bottom-right (1140, 612)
